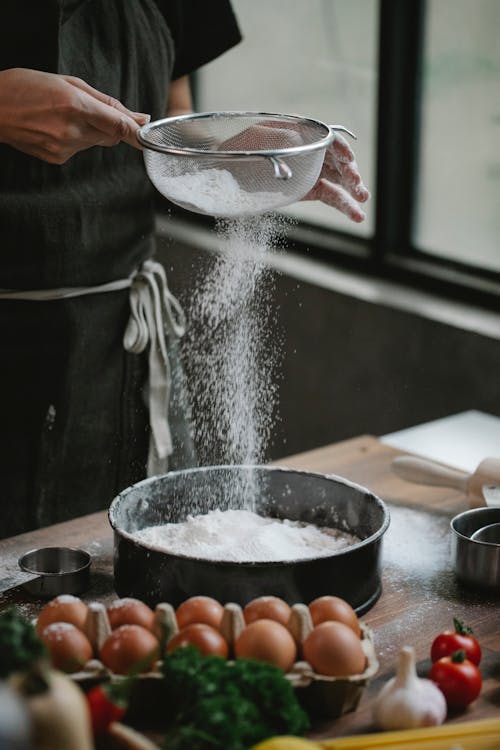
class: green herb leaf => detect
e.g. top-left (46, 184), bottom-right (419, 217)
top-left (0, 608), bottom-right (46, 678)
top-left (160, 647), bottom-right (310, 750)
top-left (453, 617), bottom-right (473, 635)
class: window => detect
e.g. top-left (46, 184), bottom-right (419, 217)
top-left (196, 0), bottom-right (500, 303)
top-left (415, 0), bottom-right (500, 273)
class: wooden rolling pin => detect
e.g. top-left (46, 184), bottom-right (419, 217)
top-left (391, 455), bottom-right (500, 507)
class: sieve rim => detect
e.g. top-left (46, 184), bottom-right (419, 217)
top-left (137, 110), bottom-right (335, 158)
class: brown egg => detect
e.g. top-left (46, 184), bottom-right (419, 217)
top-left (308, 596), bottom-right (361, 636)
top-left (167, 623), bottom-right (229, 658)
top-left (234, 619), bottom-right (297, 672)
top-left (175, 596), bottom-right (224, 630)
top-left (36, 595), bottom-right (88, 635)
top-left (100, 624), bottom-right (160, 675)
top-left (302, 621), bottom-right (366, 677)
top-left (40, 622), bottom-right (93, 673)
top-left (243, 596), bottom-right (292, 626)
top-left (107, 597), bottom-right (155, 631)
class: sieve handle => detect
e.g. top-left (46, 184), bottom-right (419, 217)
top-left (269, 156), bottom-right (293, 180)
top-left (330, 124), bottom-right (357, 140)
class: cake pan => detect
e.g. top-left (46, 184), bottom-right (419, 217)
top-left (108, 465), bottom-right (390, 614)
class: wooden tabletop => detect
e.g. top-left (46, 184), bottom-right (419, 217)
top-left (1, 435), bottom-right (499, 741)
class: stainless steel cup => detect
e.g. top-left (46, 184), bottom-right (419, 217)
top-left (15, 547), bottom-right (91, 598)
top-left (451, 507), bottom-right (500, 590)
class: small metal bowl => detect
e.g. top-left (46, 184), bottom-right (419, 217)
top-left (17, 547), bottom-right (91, 598)
top-left (451, 507), bottom-right (500, 590)
top-left (470, 522), bottom-right (500, 544)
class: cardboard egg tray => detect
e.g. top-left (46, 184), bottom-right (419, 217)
top-left (69, 600), bottom-right (379, 721)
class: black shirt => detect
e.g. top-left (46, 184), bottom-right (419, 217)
top-left (0, 1), bottom-right (242, 79)
top-left (157, 0), bottom-right (242, 79)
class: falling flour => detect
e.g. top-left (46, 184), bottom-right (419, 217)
top-left (164, 168), bottom-right (286, 217)
top-left (132, 509), bottom-right (360, 563)
top-left (182, 215), bottom-right (286, 512)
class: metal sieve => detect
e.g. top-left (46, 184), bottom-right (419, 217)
top-left (137, 111), bottom-right (355, 218)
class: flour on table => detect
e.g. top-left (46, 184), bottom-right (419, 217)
top-left (131, 508), bottom-right (360, 562)
top-left (163, 168), bottom-right (285, 216)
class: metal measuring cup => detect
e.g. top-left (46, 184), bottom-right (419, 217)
top-left (470, 522), bottom-right (500, 544)
top-left (451, 507), bottom-right (500, 590)
top-left (0, 547), bottom-right (91, 598)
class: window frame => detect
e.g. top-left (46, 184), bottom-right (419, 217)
top-left (373, 0), bottom-right (500, 308)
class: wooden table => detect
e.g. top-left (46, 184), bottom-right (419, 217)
top-left (1, 436), bottom-right (499, 741)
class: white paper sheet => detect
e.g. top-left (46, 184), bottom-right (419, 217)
top-left (381, 410), bottom-right (500, 473)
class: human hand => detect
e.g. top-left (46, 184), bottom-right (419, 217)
top-left (217, 122), bottom-right (303, 152)
top-left (302, 133), bottom-right (370, 222)
top-left (217, 122), bottom-right (369, 221)
top-left (0, 68), bottom-right (150, 164)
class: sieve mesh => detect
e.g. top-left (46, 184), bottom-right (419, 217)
top-left (138, 112), bottom-right (335, 217)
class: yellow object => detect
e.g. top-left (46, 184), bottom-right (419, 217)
top-left (251, 737), bottom-right (322, 750)
top-left (320, 718), bottom-right (500, 749)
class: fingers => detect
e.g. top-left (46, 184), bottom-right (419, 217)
top-left (304, 178), bottom-right (367, 223)
top-left (65, 76), bottom-right (150, 149)
top-left (218, 124), bottom-right (302, 152)
top-left (331, 132), bottom-right (356, 163)
top-left (324, 136), bottom-right (370, 203)
top-left (65, 75), bottom-right (150, 124)
top-left (339, 161), bottom-right (370, 202)
top-left (306, 132), bottom-right (370, 220)
top-left (81, 97), bottom-right (144, 149)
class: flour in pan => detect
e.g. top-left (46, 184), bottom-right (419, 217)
top-left (131, 508), bottom-right (360, 562)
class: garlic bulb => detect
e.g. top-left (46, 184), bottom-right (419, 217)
top-left (373, 646), bottom-right (447, 730)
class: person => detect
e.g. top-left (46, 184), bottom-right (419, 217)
top-left (0, 1), bottom-right (369, 539)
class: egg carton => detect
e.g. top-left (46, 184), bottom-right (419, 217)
top-left (69, 600), bottom-right (379, 720)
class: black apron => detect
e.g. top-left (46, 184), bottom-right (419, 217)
top-left (0, 0), bottom-right (194, 537)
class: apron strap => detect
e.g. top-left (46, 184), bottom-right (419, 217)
top-left (0, 260), bottom-right (186, 477)
top-left (124, 259), bottom-right (186, 476)
top-left (0, 278), bottom-right (132, 300)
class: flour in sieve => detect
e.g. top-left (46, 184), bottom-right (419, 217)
top-left (131, 509), bottom-right (360, 562)
top-left (164, 168), bottom-right (286, 216)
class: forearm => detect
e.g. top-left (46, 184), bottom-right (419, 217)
top-left (166, 76), bottom-right (193, 117)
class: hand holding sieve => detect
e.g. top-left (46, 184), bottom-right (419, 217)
top-left (137, 111), bottom-right (356, 217)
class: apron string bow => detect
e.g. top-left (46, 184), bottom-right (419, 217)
top-left (124, 260), bottom-right (186, 476)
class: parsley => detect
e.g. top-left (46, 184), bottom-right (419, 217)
top-left (0, 608), bottom-right (46, 678)
top-left (160, 646), bottom-right (310, 750)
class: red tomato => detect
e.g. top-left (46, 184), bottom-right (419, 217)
top-left (429, 650), bottom-right (482, 708)
top-left (167, 623), bottom-right (229, 658)
top-left (431, 618), bottom-right (481, 666)
top-left (86, 685), bottom-right (126, 735)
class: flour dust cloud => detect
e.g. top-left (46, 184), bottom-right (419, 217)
top-left (182, 214), bottom-right (286, 512)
